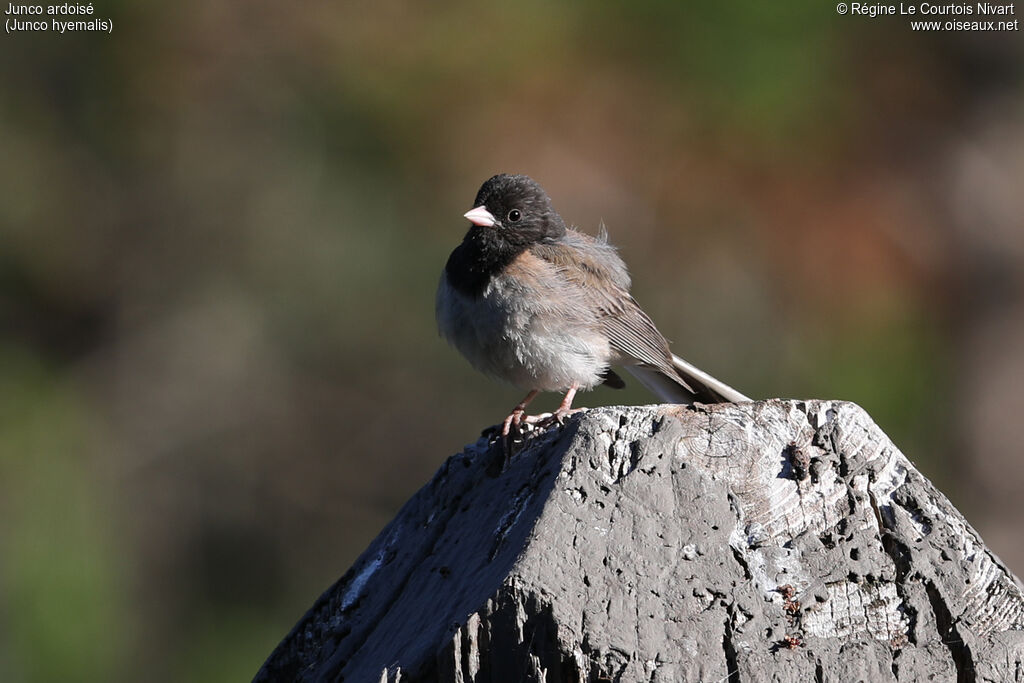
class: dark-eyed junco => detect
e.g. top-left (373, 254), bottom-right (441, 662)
top-left (437, 173), bottom-right (748, 437)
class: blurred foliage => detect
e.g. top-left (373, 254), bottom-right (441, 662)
top-left (1, 350), bottom-right (126, 682)
top-left (1, 1), bottom-right (1021, 681)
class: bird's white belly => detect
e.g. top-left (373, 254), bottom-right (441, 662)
top-left (436, 272), bottom-right (610, 392)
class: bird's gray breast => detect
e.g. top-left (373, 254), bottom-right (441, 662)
top-left (436, 253), bottom-right (611, 391)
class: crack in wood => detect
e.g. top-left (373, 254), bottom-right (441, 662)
top-left (925, 578), bottom-right (977, 683)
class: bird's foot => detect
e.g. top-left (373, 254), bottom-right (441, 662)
top-left (492, 407), bottom-right (582, 441)
top-left (497, 408), bottom-right (528, 463)
top-left (501, 408), bottom-right (526, 438)
top-left (489, 386), bottom-right (580, 467)
top-left (493, 411), bottom-right (563, 464)
top-left (535, 407), bottom-right (585, 430)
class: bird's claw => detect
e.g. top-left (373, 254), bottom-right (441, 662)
top-left (497, 411), bottom-right (560, 463)
top-left (501, 408), bottom-right (525, 438)
top-left (494, 408), bottom-right (585, 463)
top-left (534, 407), bottom-right (583, 430)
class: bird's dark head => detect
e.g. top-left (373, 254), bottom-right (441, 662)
top-left (463, 174), bottom-right (567, 246)
top-left (444, 174), bottom-right (567, 296)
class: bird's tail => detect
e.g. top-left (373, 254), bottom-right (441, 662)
top-left (624, 354), bottom-right (749, 404)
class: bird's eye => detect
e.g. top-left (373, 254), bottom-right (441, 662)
top-left (507, 209), bottom-right (521, 223)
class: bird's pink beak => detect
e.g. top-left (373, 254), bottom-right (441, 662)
top-left (464, 205), bottom-right (497, 227)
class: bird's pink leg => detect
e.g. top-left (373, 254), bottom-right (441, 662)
top-left (555, 384), bottom-right (579, 416)
top-left (522, 383), bottom-right (584, 427)
top-left (536, 383), bottom-right (584, 429)
top-left (501, 389), bottom-right (540, 437)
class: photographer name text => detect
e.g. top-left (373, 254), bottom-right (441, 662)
top-left (836, 2), bottom-right (1018, 29)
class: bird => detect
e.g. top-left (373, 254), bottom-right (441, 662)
top-left (436, 173), bottom-right (748, 438)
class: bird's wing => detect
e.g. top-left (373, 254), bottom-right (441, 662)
top-left (531, 231), bottom-right (683, 381)
top-left (532, 230), bottom-right (750, 404)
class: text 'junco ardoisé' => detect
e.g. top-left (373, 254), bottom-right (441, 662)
top-left (437, 173), bottom-right (748, 438)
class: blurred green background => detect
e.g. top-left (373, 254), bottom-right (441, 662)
top-left (2, 2), bottom-right (1022, 680)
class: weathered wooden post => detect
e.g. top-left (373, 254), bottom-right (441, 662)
top-left (255, 400), bottom-right (1024, 682)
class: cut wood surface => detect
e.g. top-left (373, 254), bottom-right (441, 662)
top-left (254, 400), bottom-right (1024, 682)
